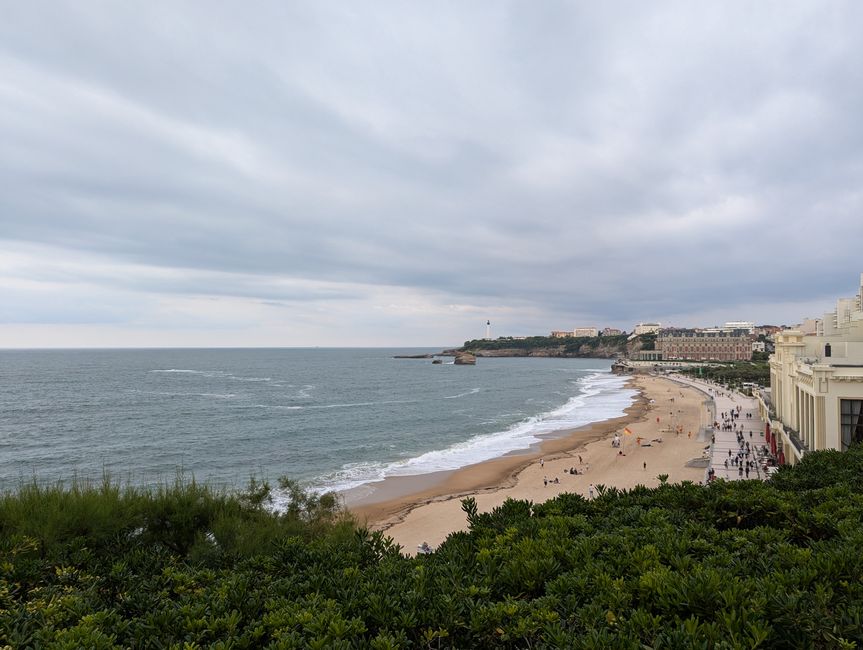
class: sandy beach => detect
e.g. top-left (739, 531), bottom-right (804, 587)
top-left (349, 374), bottom-right (711, 554)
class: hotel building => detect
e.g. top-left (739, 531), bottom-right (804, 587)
top-left (632, 322), bottom-right (661, 336)
top-left (766, 273), bottom-right (863, 464)
top-left (657, 328), bottom-right (753, 361)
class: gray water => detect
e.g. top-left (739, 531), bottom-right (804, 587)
top-left (0, 348), bottom-right (634, 493)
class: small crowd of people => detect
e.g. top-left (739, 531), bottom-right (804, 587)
top-left (716, 405), bottom-right (745, 431)
top-left (542, 465), bottom-right (584, 487)
top-left (720, 428), bottom-right (767, 479)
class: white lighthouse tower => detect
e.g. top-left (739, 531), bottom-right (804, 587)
top-left (485, 320), bottom-right (491, 340)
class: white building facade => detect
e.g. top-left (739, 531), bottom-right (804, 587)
top-left (633, 322), bottom-right (661, 336)
top-left (724, 321), bottom-right (755, 333)
top-left (767, 273), bottom-right (863, 464)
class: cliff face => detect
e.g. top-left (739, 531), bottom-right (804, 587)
top-left (469, 343), bottom-right (622, 358)
top-left (447, 335), bottom-right (649, 359)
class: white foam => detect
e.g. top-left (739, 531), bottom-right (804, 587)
top-left (443, 387), bottom-right (481, 399)
top-left (308, 399), bottom-right (418, 410)
top-left (315, 372), bottom-right (636, 494)
top-left (151, 369), bottom-right (271, 382)
top-left (284, 385), bottom-right (316, 400)
top-left (247, 399), bottom-right (417, 411)
top-left (140, 390), bottom-right (236, 399)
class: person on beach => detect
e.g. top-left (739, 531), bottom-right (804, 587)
top-left (588, 484), bottom-right (594, 499)
top-left (543, 476), bottom-right (547, 487)
top-left (643, 461), bottom-right (647, 471)
top-left (540, 458), bottom-right (544, 468)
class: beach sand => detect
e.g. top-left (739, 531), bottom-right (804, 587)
top-left (349, 374), bottom-right (711, 554)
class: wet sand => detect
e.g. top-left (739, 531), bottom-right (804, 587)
top-left (349, 375), bottom-right (710, 554)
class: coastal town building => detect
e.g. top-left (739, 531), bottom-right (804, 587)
top-left (766, 273), bottom-right (863, 465)
top-left (602, 327), bottom-right (623, 336)
top-left (550, 328), bottom-right (600, 338)
top-left (754, 325), bottom-right (783, 338)
top-left (657, 328), bottom-right (753, 361)
top-left (797, 318), bottom-right (821, 335)
top-left (724, 321), bottom-right (755, 333)
top-left (632, 322), bottom-right (661, 336)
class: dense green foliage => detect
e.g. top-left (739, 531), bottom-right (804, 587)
top-left (462, 334), bottom-right (632, 355)
top-left (4, 449), bottom-right (863, 647)
top-left (636, 332), bottom-right (657, 351)
top-left (678, 361), bottom-right (771, 389)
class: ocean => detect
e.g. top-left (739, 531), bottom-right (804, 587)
top-left (0, 349), bottom-right (635, 496)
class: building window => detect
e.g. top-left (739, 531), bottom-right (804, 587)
top-left (840, 399), bottom-right (863, 451)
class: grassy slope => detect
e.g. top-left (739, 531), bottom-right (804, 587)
top-left (2, 450), bottom-right (863, 647)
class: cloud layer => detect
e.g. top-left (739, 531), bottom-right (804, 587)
top-left (2, 2), bottom-right (862, 346)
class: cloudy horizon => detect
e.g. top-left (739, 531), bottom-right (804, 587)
top-left (2, 2), bottom-right (862, 348)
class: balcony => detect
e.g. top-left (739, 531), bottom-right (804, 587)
top-left (784, 427), bottom-right (808, 454)
top-left (757, 389), bottom-right (776, 420)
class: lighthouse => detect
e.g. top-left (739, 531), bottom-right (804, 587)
top-left (485, 320), bottom-right (491, 340)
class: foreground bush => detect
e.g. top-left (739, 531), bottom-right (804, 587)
top-left (2, 449), bottom-right (863, 648)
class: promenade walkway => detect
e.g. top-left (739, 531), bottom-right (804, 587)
top-left (667, 374), bottom-right (770, 482)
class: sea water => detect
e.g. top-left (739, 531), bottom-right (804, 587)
top-left (0, 349), bottom-right (635, 494)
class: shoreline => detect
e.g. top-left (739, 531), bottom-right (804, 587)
top-left (348, 378), bottom-right (649, 531)
top-left (349, 374), bottom-right (709, 553)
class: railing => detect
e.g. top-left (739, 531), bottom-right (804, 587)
top-left (757, 390), bottom-right (776, 420)
top-left (785, 427), bottom-right (808, 454)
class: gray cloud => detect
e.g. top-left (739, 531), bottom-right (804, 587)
top-left (2, 1), bottom-right (863, 345)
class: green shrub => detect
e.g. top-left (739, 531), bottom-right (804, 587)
top-left (2, 449), bottom-right (863, 647)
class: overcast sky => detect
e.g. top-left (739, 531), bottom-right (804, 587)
top-left (2, 2), bottom-right (862, 348)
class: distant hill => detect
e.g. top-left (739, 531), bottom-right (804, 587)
top-left (449, 333), bottom-right (656, 358)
